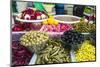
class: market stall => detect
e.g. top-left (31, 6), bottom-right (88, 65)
top-left (11, 1), bottom-right (96, 66)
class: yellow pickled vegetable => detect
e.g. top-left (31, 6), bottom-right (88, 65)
top-left (54, 20), bottom-right (59, 25)
top-left (75, 41), bottom-right (96, 62)
top-left (49, 15), bottom-right (54, 19)
top-left (42, 16), bottom-right (59, 25)
top-left (43, 20), bottom-right (48, 25)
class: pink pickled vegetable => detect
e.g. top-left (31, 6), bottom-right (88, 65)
top-left (41, 23), bottom-right (73, 32)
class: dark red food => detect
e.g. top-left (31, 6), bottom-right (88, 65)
top-left (21, 8), bottom-right (35, 20)
top-left (32, 23), bottom-right (42, 30)
top-left (12, 24), bottom-right (24, 31)
top-left (12, 22), bottom-right (42, 32)
top-left (20, 7), bottom-right (47, 20)
top-left (12, 41), bottom-right (33, 66)
top-left (22, 23), bottom-right (33, 31)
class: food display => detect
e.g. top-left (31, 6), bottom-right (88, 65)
top-left (12, 23), bottom-right (24, 31)
top-left (12, 23), bottom-right (33, 31)
top-left (75, 41), bottom-right (96, 62)
top-left (61, 30), bottom-right (84, 50)
top-left (20, 31), bottom-right (49, 53)
top-left (12, 41), bottom-right (32, 65)
top-left (36, 39), bottom-right (70, 64)
top-left (12, 22), bottom-right (42, 31)
top-left (42, 16), bottom-right (59, 25)
top-left (73, 20), bottom-right (96, 33)
top-left (12, 2), bottom-right (96, 66)
top-left (17, 7), bottom-right (48, 20)
top-left (41, 16), bottom-right (73, 36)
top-left (41, 23), bottom-right (73, 32)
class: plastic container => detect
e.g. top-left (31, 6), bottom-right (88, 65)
top-left (29, 53), bottom-right (37, 65)
top-left (12, 32), bottom-right (25, 41)
top-left (16, 15), bottom-right (47, 23)
top-left (16, 7), bottom-right (48, 23)
top-left (43, 3), bottom-right (55, 13)
top-left (16, 2), bottom-right (28, 13)
top-left (12, 31), bottom-right (48, 53)
top-left (12, 33), bottom-right (36, 65)
top-left (55, 4), bottom-right (64, 15)
top-left (54, 15), bottom-right (80, 24)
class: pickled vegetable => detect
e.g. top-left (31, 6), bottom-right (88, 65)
top-left (20, 31), bottom-right (49, 53)
top-left (41, 23), bottom-right (73, 32)
top-left (36, 39), bottom-right (70, 64)
top-left (12, 41), bottom-right (32, 66)
top-left (43, 16), bottom-right (59, 25)
top-left (75, 40), bottom-right (96, 62)
top-left (73, 20), bottom-right (96, 33)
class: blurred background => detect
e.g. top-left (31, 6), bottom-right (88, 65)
top-left (12, 1), bottom-right (96, 18)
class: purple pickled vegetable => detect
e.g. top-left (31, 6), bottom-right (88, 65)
top-left (12, 41), bottom-right (33, 66)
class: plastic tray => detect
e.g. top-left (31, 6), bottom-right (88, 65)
top-left (16, 16), bottom-right (47, 23)
top-left (16, 13), bottom-right (47, 23)
top-left (54, 15), bottom-right (80, 24)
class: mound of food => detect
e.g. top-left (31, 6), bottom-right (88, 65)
top-left (41, 23), bottom-right (73, 32)
top-left (18, 7), bottom-right (48, 20)
top-left (61, 30), bottom-right (84, 50)
top-left (12, 41), bottom-right (32, 66)
top-left (36, 39), bottom-right (70, 64)
top-left (12, 22), bottom-right (42, 31)
top-left (42, 16), bottom-right (59, 25)
top-left (75, 40), bottom-right (96, 62)
top-left (20, 31), bottom-right (49, 53)
top-left (73, 20), bottom-right (96, 33)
